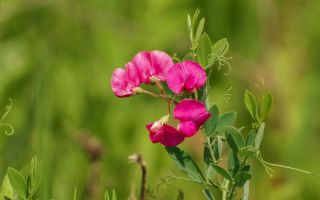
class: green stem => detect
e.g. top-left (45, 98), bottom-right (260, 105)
top-left (228, 183), bottom-right (236, 200)
top-left (170, 176), bottom-right (228, 191)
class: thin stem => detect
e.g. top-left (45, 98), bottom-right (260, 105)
top-left (222, 179), bottom-right (229, 200)
top-left (206, 136), bottom-right (217, 164)
top-left (228, 183), bottom-right (236, 200)
top-left (138, 88), bottom-right (178, 104)
top-left (170, 176), bottom-right (228, 191)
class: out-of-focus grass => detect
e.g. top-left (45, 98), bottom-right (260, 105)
top-left (0, 0), bottom-right (320, 199)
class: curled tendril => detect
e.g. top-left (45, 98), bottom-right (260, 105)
top-left (0, 98), bottom-right (14, 136)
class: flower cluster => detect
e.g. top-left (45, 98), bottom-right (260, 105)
top-left (111, 50), bottom-right (211, 146)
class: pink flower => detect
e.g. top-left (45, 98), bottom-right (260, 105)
top-left (111, 62), bottom-right (140, 97)
top-left (174, 99), bottom-right (211, 137)
top-left (146, 121), bottom-right (185, 147)
top-left (111, 50), bottom-right (173, 97)
top-left (132, 50), bottom-right (173, 83)
top-left (166, 60), bottom-right (207, 94)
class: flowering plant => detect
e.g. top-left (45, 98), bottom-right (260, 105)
top-left (111, 9), bottom-right (319, 200)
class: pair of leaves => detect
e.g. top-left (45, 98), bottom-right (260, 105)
top-left (211, 163), bottom-right (252, 186)
top-left (225, 127), bottom-right (245, 154)
top-left (238, 122), bottom-right (265, 158)
top-left (197, 34), bottom-right (229, 69)
top-left (244, 90), bottom-right (272, 124)
top-left (204, 105), bottom-right (236, 136)
top-left (6, 157), bottom-right (42, 200)
top-left (166, 147), bottom-right (204, 183)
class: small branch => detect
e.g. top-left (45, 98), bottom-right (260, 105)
top-left (129, 154), bottom-right (147, 200)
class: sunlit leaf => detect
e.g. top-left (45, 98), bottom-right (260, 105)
top-left (242, 181), bottom-right (250, 200)
top-left (7, 168), bottom-right (26, 199)
top-left (197, 33), bottom-right (212, 67)
top-left (244, 90), bottom-right (259, 121)
top-left (254, 123), bottom-right (265, 150)
top-left (245, 130), bottom-right (256, 146)
top-left (195, 18), bottom-right (205, 43)
top-left (261, 92), bottom-right (272, 122)
top-left (208, 38), bottom-right (229, 65)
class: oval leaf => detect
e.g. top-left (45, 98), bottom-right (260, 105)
top-left (234, 171), bottom-right (252, 184)
top-left (211, 164), bottom-right (232, 181)
top-left (244, 90), bottom-right (259, 121)
top-left (197, 33), bottom-right (212, 67)
top-left (261, 92), bottom-right (272, 121)
top-left (7, 167), bottom-right (26, 199)
top-left (204, 105), bottom-right (219, 136)
top-left (225, 127), bottom-right (245, 153)
top-left (254, 123), bottom-right (265, 150)
top-left (215, 112), bottom-right (236, 133)
top-left (166, 147), bottom-right (204, 182)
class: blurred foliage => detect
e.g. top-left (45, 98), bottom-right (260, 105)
top-left (0, 0), bottom-right (320, 199)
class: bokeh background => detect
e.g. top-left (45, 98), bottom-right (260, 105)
top-left (1, 0), bottom-right (320, 199)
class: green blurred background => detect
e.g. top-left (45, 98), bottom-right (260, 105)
top-left (1, 0), bottom-right (320, 199)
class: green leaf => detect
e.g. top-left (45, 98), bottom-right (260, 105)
top-left (234, 171), bottom-right (252, 184)
top-left (104, 190), bottom-right (109, 200)
top-left (261, 92), bottom-right (272, 122)
top-left (246, 130), bottom-right (256, 146)
top-left (195, 18), bottom-right (205, 43)
top-left (215, 112), bottom-right (236, 133)
top-left (211, 164), bottom-right (232, 181)
top-left (225, 127), bottom-right (245, 153)
top-left (238, 146), bottom-right (258, 157)
top-left (204, 105), bottom-right (219, 136)
top-left (0, 175), bottom-right (14, 200)
top-left (73, 187), bottom-right (77, 200)
top-left (30, 157), bottom-right (42, 196)
top-left (166, 147), bottom-right (204, 182)
top-left (244, 90), bottom-right (259, 121)
top-left (7, 168), bottom-right (26, 199)
top-left (112, 190), bottom-right (117, 200)
top-left (208, 38), bottom-right (229, 65)
top-left (228, 152), bottom-right (239, 176)
top-left (187, 14), bottom-right (192, 28)
top-left (202, 189), bottom-right (215, 200)
top-left (254, 123), bottom-right (265, 150)
top-left (197, 33), bottom-right (212, 67)
top-left (213, 137), bottom-right (223, 161)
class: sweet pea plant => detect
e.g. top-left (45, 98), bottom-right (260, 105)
top-left (111, 10), bottom-right (319, 200)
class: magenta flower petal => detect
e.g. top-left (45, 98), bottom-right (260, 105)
top-left (177, 121), bottom-right (198, 137)
top-left (146, 122), bottom-right (184, 146)
top-left (132, 51), bottom-right (152, 83)
top-left (150, 51), bottom-right (173, 81)
top-left (174, 99), bottom-right (209, 121)
top-left (125, 62), bottom-right (141, 87)
top-left (166, 60), bottom-right (207, 94)
top-left (133, 50), bottom-right (173, 83)
top-left (174, 99), bottom-right (211, 137)
top-left (165, 63), bottom-right (185, 94)
top-left (111, 68), bottom-right (134, 97)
